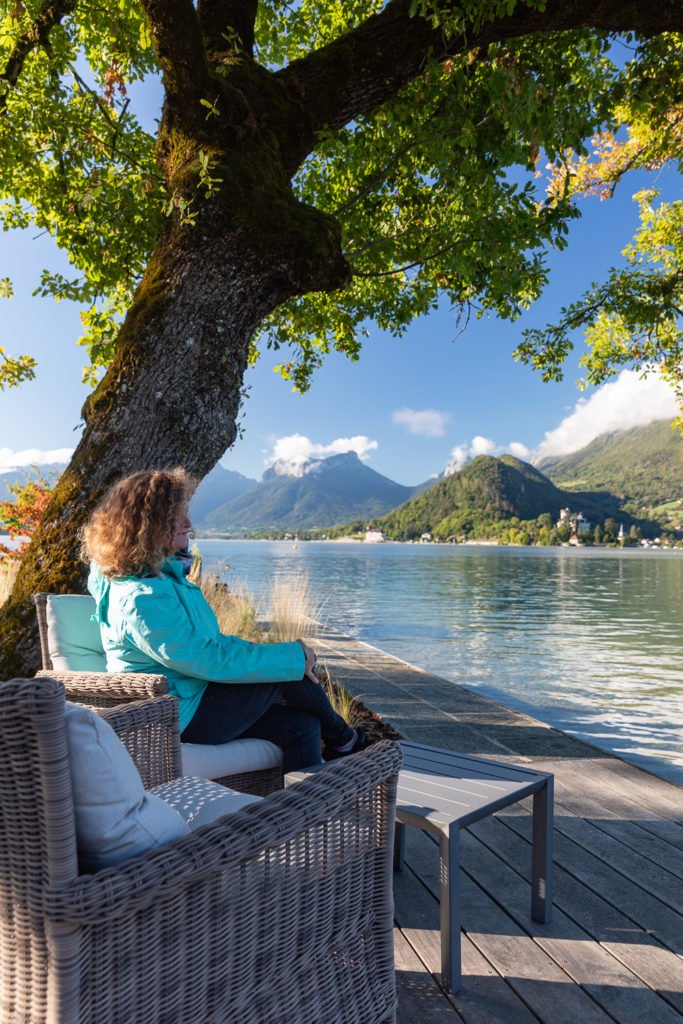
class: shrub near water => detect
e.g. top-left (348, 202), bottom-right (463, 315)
top-left (201, 567), bottom-right (358, 726)
top-left (200, 575), bottom-right (264, 643)
top-left (200, 569), bottom-right (324, 644)
top-left (265, 572), bottom-right (326, 643)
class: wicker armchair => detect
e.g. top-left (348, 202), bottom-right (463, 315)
top-left (0, 676), bottom-right (401, 1024)
top-left (33, 591), bottom-right (283, 796)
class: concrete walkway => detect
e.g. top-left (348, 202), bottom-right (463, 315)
top-left (314, 624), bottom-right (683, 1024)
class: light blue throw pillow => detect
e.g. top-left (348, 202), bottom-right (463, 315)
top-left (46, 594), bottom-right (106, 672)
top-left (64, 702), bottom-right (190, 872)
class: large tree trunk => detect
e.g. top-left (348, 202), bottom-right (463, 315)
top-left (0, 190), bottom-right (347, 676)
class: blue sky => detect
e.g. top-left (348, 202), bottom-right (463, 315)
top-left (0, 83), bottom-right (679, 486)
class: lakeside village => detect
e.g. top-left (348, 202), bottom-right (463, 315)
top-left (273, 507), bottom-right (683, 548)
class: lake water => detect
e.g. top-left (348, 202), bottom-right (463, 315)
top-left (196, 539), bottom-right (683, 785)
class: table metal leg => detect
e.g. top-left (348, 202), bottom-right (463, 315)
top-left (394, 820), bottom-right (406, 871)
top-left (439, 825), bottom-right (461, 993)
top-left (531, 776), bottom-right (554, 923)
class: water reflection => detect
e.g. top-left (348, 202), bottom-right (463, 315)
top-left (198, 540), bottom-right (683, 783)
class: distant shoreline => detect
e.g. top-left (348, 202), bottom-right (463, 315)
top-left (194, 535), bottom-right (682, 552)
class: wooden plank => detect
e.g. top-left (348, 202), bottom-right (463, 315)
top-left (551, 758), bottom-right (683, 828)
top-left (453, 824), bottom-right (683, 1024)
top-left (467, 811), bottom-right (683, 1011)
top-left (576, 756), bottom-right (683, 815)
top-left (515, 758), bottom-right (683, 851)
top-left (516, 757), bottom-right (683, 851)
top-left (393, 860), bottom-right (544, 1024)
top-left (532, 778), bottom-right (683, 877)
top-left (543, 813), bottom-right (682, 909)
top-left (394, 930), bottom-right (459, 1024)
top-left (402, 830), bottom-right (615, 1024)
top-left (458, 875), bottom-right (614, 1023)
top-left (491, 806), bottom-right (683, 953)
top-left (486, 793), bottom-right (682, 912)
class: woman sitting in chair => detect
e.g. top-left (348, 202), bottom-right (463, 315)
top-left (82, 467), bottom-right (369, 771)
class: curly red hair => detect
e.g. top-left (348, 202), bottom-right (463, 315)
top-left (82, 468), bottom-right (197, 578)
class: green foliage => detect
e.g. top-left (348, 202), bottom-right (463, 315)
top-left (0, 274), bottom-right (37, 386)
top-left (516, 190), bottom-right (683, 412)
top-left (259, 31), bottom-right (620, 389)
top-left (1, 2), bottom-right (681, 404)
top-left (517, 36), bottom-right (683, 418)
top-left (0, 346), bottom-right (37, 387)
top-left (0, 0), bottom-right (162, 386)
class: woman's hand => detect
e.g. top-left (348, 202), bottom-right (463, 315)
top-left (296, 639), bottom-right (320, 684)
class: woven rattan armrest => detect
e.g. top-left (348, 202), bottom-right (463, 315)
top-left (35, 668), bottom-right (169, 705)
top-left (36, 670), bottom-right (285, 796)
top-left (99, 696), bottom-right (183, 788)
top-left (48, 741), bottom-right (402, 921)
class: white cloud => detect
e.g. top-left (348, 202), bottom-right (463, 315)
top-left (533, 370), bottom-right (679, 463)
top-left (264, 434), bottom-right (378, 476)
top-left (0, 447), bottom-right (73, 472)
top-left (444, 444), bottom-right (469, 476)
top-left (507, 441), bottom-right (531, 461)
top-left (392, 407), bottom-right (450, 437)
top-left (470, 435), bottom-right (496, 457)
top-left (444, 437), bottom-right (531, 476)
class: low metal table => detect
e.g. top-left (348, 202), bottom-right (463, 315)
top-left (288, 740), bottom-right (553, 994)
top-left (394, 741), bottom-right (553, 993)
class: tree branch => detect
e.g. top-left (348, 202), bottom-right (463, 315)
top-left (275, 0), bottom-right (683, 170)
top-left (0, 0), bottom-right (78, 113)
top-left (351, 237), bottom-right (466, 277)
top-left (139, 0), bottom-right (212, 109)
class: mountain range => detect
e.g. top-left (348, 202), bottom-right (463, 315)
top-left (0, 463), bottom-right (65, 500)
top-left (197, 452), bottom-right (418, 534)
top-left (189, 464), bottom-right (257, 524)
top-left (202, 420), bottom-right (680, 538)
top-left (0, 463), bottom-right (257, 516)
top-left (2, 419), bottom-right (680, 538)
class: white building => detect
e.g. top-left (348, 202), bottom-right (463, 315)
top-left (557, 508), bottom-right (591, 535)
top-left (365, 526), bottom-right (387, 543)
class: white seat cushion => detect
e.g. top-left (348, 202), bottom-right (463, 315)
top-left (65, 702), bottom-right (190, 872)
top-left (152, 776), bottom-right (262, 829)
top-left (181, 736), bottom-right (282, 779)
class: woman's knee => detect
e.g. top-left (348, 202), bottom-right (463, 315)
top-left (288, 709), bottom-right (321, 745)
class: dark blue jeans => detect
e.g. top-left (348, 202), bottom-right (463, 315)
top-left (180, 677), bottom-right (354, 772)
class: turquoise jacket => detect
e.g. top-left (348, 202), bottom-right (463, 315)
top-left (87, 558), bottom-right (305, 732)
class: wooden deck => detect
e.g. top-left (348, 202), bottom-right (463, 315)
top-left (313, 625), bottom-right (683, 1024)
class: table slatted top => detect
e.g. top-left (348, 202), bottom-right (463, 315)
top-left (397, 741), bottom-right (552, 834)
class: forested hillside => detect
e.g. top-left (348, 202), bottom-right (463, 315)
top-left (538, 420), bottom-right (682, 530)
top-left (366, 455), bottom-right (631, 543)
top-left (538, 420), bottom-right (681, 506)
